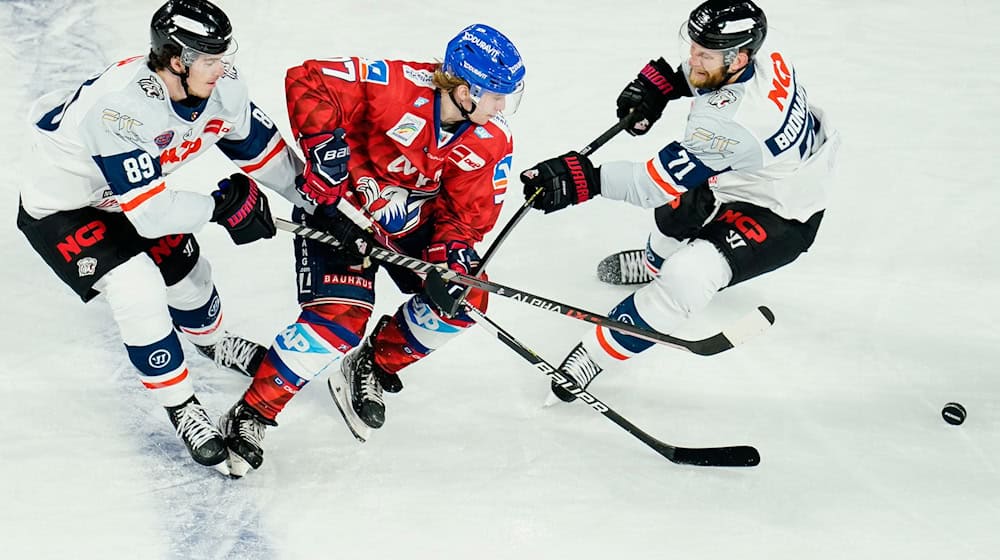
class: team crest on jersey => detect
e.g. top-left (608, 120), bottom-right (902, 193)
top-left (473, 126), bottom-right (493, 139)
top-left (707, 89), bottom-right (739, 109)
top-left (355, 176), bottom-right (436, 234)
top-left (137, 77), bottom-right (164, 100)
top-left (77, 257), bottom-right (97, 277)
top-left (449, 145), bottom-right (485, 171)
top-left (360, 59), bottom-right (389, 84)
top-left (154, 130), bottom-right (175, 148)
top-left (492, 154), bottom-right (512, 205)
top-left (403, 65), bottom-right (434, 88)
top-left (387, 113), bottom-right (426, 147)
top-left (413, 96), bottom-right (430, 108)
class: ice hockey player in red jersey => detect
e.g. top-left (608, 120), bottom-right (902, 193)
top-left (520, 0), bottom-right (840, 403)
top-left (16, 0), bottom-right (303, 474)
top-left (219, 24), bottom-right (525, 477)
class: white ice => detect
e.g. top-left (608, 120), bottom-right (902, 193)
top-left (1, 1), bottom-right (998, 559)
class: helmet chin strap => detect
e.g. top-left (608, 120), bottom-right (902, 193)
top-left (448, 89), bottom-right (477, 121)
top-left (170, 64), bottom-right (205, 106)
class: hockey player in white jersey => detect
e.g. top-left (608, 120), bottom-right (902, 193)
top-left (16, 0), bottom-right (303, 473)
top-left (519, 0), bottom-right (840, 402)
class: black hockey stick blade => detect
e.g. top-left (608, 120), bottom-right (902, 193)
top-left (664, 443), bottom-right (761, 467)
top-left (470, 307), bottom-right (761, 468)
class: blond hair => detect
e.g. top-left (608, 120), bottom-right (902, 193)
top-left (432, 63), bottom-right (469, 93)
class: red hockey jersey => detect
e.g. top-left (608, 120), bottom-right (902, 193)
top-left (285, 57), bottom-right (514, 245)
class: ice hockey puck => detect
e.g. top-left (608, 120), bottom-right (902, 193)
top-left (941, 402), bottom-right (966, 425)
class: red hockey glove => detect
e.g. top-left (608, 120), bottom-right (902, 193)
top-left (297, 128), bottom-right (350, 205)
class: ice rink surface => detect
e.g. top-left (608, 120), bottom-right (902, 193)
top-left (1, 1), bottom-right (998, 558)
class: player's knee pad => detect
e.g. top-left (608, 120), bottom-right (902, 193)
top-left (96, 255), bottom-right (174, 346)
top-left (634, 240), bottom-right (732, 332)
top-left (167, 258), bottom-right (223, 345)
top-left (125, 330), bottom-right (192, 407)
top-left (370, 294), bottom-right (473, 373)
top-left (582, 293), bottom-right (658, 366)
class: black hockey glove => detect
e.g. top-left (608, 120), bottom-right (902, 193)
top-left (520, 151), bottom-right (600, 214)
top-left (211, 173), bottom-right (276, 245)
top-left (422, 240), bottom-right (481, 317)
top-left (616, 58), bottom-right (691, 136)
top-left (306, 205), bottom-right (377, 266)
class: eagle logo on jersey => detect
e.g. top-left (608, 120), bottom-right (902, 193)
top-left (355, 176), bottom-right (435, 234)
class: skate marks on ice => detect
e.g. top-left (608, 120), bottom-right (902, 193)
top-left (2, 0), bottom-right (109, 99)
top-left (110, 355), bottom-right (278, 560)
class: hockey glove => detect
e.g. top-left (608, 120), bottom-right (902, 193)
top-left (520, 151), bottom-right (600, 214)
top-left (211, 173), bottom-right (276, 245)
top-left (297, 128), bottom-right (351, 206)
top-left (423, 241), bottom-right (481, 317)
top-left (306, 205), bottom-right (377, 266)
top-left (616, 58), bottom-right (691, 136)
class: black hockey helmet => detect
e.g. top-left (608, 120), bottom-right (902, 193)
top-left (150, 0), bottom-right (233, 64)
top-left (687, 0), bottom-right (767, 55)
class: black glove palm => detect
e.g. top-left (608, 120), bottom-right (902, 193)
top-left (616, 58), bottom-right (691, 136)
top-left (520, 151), bottom-right (600, 214)
top-left (306, 205), bottom-right (376, 266)
top-left (211, 173), bottom-right (276, 245)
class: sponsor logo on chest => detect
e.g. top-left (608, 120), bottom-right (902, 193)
top-left (386, 113), bottom-right (427, 147)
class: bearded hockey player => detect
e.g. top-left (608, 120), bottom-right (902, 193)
top-left (219, 24), bottom-right (525, 477)
top-left (16, 0), bottom-right (303, 474)
top-left (519, 0), bottom-right (840, 402)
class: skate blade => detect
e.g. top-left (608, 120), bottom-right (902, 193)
top-left (227, 453), bottom-right (253, 479)
top-left (327, 375), bottom-right (371, 443)
top-left (212, 459), bottom-right (232, 477)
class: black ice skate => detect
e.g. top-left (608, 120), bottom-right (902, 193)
top-left (328, 317), bottom-right (401, 442)
top-left (218, 399), bottom-right (276, 478)
top-left (165, 396), bottom-right (229, 474)
top-left (547, 343), bottom-right (604, 405)
top-left (196, 332), bottom-right (267, 377)
top-left (596, 249), bottom-right (656, 285)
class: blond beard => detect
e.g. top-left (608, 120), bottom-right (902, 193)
top-left (689, 66), bottom-right (727, 89)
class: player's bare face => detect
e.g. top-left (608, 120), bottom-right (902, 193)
top-left (185, 55), bottom-right (227, 98)
top-left (688, 44), bottom-right (728, 89)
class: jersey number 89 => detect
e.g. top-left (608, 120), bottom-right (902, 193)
top-left (122, 153), bottom-right (156, 184)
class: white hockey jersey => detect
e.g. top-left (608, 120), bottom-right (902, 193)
top-left (21, 55), bottom-right (303, 238)
top-left (600, 46), bottom-right (840, 222)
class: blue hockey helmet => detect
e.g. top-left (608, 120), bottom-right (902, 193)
top-left (443, 24), bottom-right (525, 113)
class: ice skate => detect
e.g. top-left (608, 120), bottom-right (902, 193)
top-left (596, 249), bottom-right (656, 285)
top-left (547, 343), bottom-right (604, 405)
top-left (218, 399), bottom-right (275, 478)
top-left (195, 332), bottom-right (267, 377)
top-left (165, 396), bottom-right (229, 475)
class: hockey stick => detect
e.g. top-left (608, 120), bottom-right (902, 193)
top-left (456, 292), bottom-right (760, 467)
top-left (275, 216), bottom-right (775, 355)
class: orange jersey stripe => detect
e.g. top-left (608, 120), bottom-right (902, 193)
top-left (240, 139), bottom-right (287, 174)
top-left (142, 368), bottom-right (189, 389)
top-left (645, 159), bottom-right (683, 198)
top-left (596, 327), bottom-right (630, 361)
top-left (119, 182), bottom-right (166, 212)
